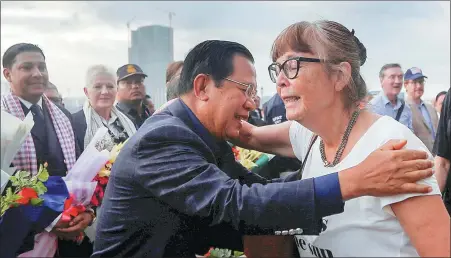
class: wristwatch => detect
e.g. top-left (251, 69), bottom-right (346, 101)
top-left (86, 208), bottom-right (96, 226)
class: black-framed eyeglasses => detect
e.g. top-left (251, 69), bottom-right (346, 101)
top-left (268, 57), bottom-right (323, 83)
top-left (223, 77), bottom-right (257, 100)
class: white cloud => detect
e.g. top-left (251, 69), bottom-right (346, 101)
top-left (1, 1), bottom-right (449, 100)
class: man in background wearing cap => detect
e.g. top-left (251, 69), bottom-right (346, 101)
top-left (369, 63), bottom-right (413, 131)
top-left (404, 67), bottom-right (439, 152)
top-left (116, 64), bottom-right (152, 128)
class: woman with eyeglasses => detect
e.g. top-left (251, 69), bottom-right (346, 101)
top-left (236, 20), bottom-right (449, 257)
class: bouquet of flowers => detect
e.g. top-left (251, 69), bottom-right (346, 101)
top-left (19, 128), bottom-right (112, 257)
top-left (203, 248), bottom-right (245, 257)
top-left (0, 111), bottom-right (69, 258)
top-left (231, 146), bottom-right (274, 171)
top-left (90, 139), bottom-right (127, 207)
top-left (83, 127), bottom-right (128, 242)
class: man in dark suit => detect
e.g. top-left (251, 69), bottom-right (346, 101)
top-left (93, 40), bottom-right (433, 258)
top-left (1, 43), bottom-right (94, 257)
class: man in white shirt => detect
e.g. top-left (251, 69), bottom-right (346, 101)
top-left (369, 63), bottom-right (413, 131)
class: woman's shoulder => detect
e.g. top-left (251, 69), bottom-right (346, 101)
top-left (371, 116), bottom-right (429, 154)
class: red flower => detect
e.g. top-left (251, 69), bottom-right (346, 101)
top-left (204, 247), bottom-right (214, 257)
top-left (90, 175), bottom-right (109, 207)
top-left (231, 146), bottom-right (240, 161)
top-left (16, 187), bottom-right (38, 205)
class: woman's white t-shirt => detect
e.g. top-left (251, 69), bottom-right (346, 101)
top-left (289, 116), bottom-right (441, 257)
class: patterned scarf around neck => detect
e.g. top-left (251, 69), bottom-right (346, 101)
top-left (1, 92), bottom-right (76, 175)
top-left (82, 100), bottom-right (136, 150)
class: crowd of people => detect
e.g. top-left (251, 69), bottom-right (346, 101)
top-left (1, 18), bottom-right (450, 258)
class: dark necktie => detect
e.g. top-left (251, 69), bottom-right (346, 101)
top-left (29, 104), bottom-right (46, 142)
top-left (30, 104), bottom-right (44, 124)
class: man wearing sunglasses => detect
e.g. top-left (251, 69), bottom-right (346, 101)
top-left (94, 40), bottom-right (433, 257)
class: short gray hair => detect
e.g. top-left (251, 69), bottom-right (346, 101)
top-left (379, 63), bottom-right (402, 79)
top-left (85, 64), bottom-right (117, 88)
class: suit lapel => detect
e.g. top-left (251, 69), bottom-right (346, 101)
top-left (408, 99), bottom-right (431, 133)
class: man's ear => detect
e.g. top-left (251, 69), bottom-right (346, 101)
top-left (3, 68), bottom-right (12, 83)
top-left (83, 87), bottom-right (89, 98)
top-left (192, 74), bottom-right (210, 101)
top-left (334, 62), bottom-right (352, 92)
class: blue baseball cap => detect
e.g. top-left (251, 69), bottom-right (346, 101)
top-left (404, 67), bottom-right (428, 81)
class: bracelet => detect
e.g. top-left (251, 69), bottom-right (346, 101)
top-left (86, 209), bottom-right (96, 226)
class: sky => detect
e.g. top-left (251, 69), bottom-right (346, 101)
top-left (1, 1), bottom-right (450, 101)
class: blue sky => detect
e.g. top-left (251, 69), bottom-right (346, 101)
top-left (1, 1), bottom-right (449, 101)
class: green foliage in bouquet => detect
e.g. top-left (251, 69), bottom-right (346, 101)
top-left (207, 247), bottom-right (244, 257)
top-left (1, 163), bottom-right (49, 216)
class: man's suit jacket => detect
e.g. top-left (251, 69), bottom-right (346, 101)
top-left (406, 98), bottom-right (439, 152)
top-left (93, 99), bottom-right (340, 258)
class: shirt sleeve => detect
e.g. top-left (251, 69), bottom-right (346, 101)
top-left (433, 90), bottom-right (450, 159)
top-left (378, 124), bottom-right (441, 216)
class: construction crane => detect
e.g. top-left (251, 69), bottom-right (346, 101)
top-left (126, 16), bottom-right (136, 48)
top-left (155, 7), bottom-right (176, 28)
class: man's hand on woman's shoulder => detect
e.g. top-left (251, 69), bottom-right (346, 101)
top-left (339, 139), bottom-right (433, 201)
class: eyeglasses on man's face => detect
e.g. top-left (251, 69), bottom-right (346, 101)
top-left (222, 77), bottom-right (257, 100)
top-left (268, 56), bottom-right (323, 83)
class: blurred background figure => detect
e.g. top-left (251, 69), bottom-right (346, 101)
top-left (359, 93), bottom-right (374, 109)
top-left (404, 67), bottom-right (438, 152)
top-left (252, 93), bottom-right (302, 179)
top-left (435, 90), bottom-right (447, 118)
top-left (166, 60), bottom-right (184, 83)
top-left (433, 89), bottom-right (451, 215)
top-left (166, 60), bottom-right (183, 101)
top-left (115, 64), bottom-right (152, 128)
top-left (369, 63), bottom-right (413, 131)
top-left (263, 93), bottom-right (286, 125)
top-left (247, 95), bottom-right (266, 126)
top-left (145, 94), bottom-right (156, 115)
top-left (72, 64), bottom-right (137, 151)
top-left (44, 81), bottom-right (64, 107)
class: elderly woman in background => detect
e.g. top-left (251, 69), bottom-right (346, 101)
top-left (73, 65), bottom-right (137, 151)
top-left (72, 64), bottom-right (137, 244)
top-left (236, 20), bottom-right (449, 257)
top-left (166, 60), bottom-right (183, 101)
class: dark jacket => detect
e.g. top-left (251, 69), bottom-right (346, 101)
top-left (93, 99), bottom-right (343, 258)
top-left (71, 110), bottom-right (87, 152)
top-left (262, 94), bottom-right (302, 177)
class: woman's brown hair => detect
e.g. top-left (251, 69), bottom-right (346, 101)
top-left (166, 61), bottom-right (184, 83)
top-left (271, 20), bottom-right (368, 109)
